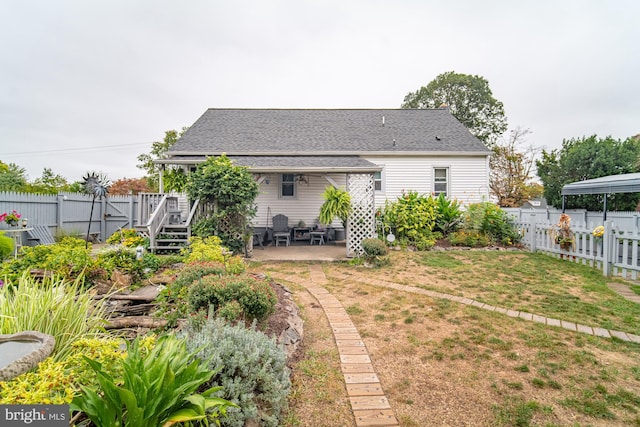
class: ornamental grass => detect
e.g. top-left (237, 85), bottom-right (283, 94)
top-left (0, 273), bottom-right (107, 360)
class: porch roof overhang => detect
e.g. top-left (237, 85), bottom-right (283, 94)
top-left (561, 172), bottom-right (640, 195)
top-left (157, 155), bottom-right (382, 173)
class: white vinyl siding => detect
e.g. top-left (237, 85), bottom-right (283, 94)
top-left (253, 173), bottom-right (347, 228)
top-left (362, 155), bottom-right (489, 208)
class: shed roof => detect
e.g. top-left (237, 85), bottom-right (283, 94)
top-left (561, 172), bottom-right (640, 195)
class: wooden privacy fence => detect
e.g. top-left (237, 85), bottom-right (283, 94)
top-left (0, 191), bottom-right (139, 242)
top-left (519, 214), bottom-right (640, 280)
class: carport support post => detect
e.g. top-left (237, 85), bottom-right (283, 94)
top-left (602, 220), bottom-right (613, 277)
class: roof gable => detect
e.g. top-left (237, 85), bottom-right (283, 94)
top-left (168, 109), bottom-right (490, 156)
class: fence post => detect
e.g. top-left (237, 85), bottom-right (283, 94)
top-left (529, 214), bottom-right (536, 252)
top-left (56, 194), bottom-right (64, 231)
top-left (100, 197), bottom-right (107, 242)
top-left (129, 194), bottom-right (135, 228)
top-left (603, 220), bottom-right (613, 277)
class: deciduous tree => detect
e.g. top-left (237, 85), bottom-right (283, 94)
top-left (536, 135), bottom-right (640, 211)
top-left (109, 177), bottom-right (152, 195)
top-left (0, 161), bottom-right (28, 192)
top-left (402, 71), bottom-right (508, 146)
top-left (490, 128), bottom-right (542, 207)
top-left (137, 128), bottom-right (187, 191)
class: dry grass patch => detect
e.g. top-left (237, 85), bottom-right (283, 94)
top-left (324, 270), bottom-right (640, 426)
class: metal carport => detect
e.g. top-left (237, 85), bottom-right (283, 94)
top-left (561, 172), bottom-right (640, 220)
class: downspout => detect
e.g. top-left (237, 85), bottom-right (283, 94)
top-left (603, 194), bottom-right (608, 221)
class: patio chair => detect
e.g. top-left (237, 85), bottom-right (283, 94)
top-left (272, 214), bottom-right (290, 247)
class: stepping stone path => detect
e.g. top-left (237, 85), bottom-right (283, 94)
top-left (271, 266), bottom-right (400, 427)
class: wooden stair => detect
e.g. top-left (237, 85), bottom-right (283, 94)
top-left (153, 224), bottom-right (189, 252)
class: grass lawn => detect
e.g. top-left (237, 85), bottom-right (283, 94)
top-left (255, 251), bottom-right (640, 427)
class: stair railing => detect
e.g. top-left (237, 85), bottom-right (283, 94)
top-left (145, 195), bottom-right (169, 250)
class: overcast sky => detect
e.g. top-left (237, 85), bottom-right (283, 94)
top-left (1, 0), bottom-right (638, 182)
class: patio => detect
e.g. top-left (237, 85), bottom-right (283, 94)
top-left (247, 241), bottom-right (349, 262)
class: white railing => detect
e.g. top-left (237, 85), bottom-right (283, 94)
top-left (520, 214), bottom-right (640, 279)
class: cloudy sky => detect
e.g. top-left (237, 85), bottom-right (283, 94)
top-left (1, 0), bottom-right (638, 182)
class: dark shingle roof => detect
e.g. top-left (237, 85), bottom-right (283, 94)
top-left (167, 109), bottom-right (490, 155)
top-left (164, 155), bottom-right (380, 172)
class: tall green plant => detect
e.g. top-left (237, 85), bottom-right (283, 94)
top-left (186, 155), bottom-right (259, 254)
top-left (319, 186), bottom-right (351, 227)
top-left (382, 190), bottom-right (438, 248)
top-left (434, 193), bottom-right (462, 236)
top-left (70, 335), bottom-right (235, 427)
top-left (0, 274), bottom-right (106, 360)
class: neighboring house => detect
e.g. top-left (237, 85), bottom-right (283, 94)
top-left (521, 198), bottom-right (548, 210)
top-left (158, 108), bottom-right (491, 255)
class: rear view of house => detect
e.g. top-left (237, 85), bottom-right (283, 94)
top-left (157, 108), bottom-right (490, 255)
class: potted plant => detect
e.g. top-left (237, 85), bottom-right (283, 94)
top-left (319, 186), bottom-right (351, 240)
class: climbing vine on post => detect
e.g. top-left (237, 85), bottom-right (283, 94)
top-left (186, 155), bottom-right (259, 254)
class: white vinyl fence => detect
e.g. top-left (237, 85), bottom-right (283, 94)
top-left (0, 192), bottom-right (139, 243)
top-left (514, 210), bottom-right (640, 280)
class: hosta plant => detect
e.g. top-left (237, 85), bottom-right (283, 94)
top-left (70, 335), bottom-right (235, 427)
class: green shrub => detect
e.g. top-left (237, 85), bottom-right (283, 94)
top-left (187, 273), bottom-right (277, 322)
top-left (379, 191), bottom-right (438, 249)
top-left (0, 237), bottom-right (97, 282)
top-left (185, 318), bottom-right (291, 427)
top-left (462, 202), bottom-right (521, 245)
top-left (0, 274), bottom-right (107, 360)
top-left (360, 238), bottom-right (391, 267)
top-left (361, 238), bottom-right (388, 257)
top-left (96, 246), bottom-right (145, 285)
top-left (434, 193), bottom-right (462, 236)
top-left (106, 228), bottom-right (148, 248)
top-left (448, 230), bottom-right (490, 247)
top-left (155, 261), bottom-right (227, 326)
top-left (0, 232), bottom-right (14, 260)
top-left (0, 336), bottom-right (156, 405)
top-left (182, 235), bottom-right (228, 263)
top-left (70, 335), bottom-right (235, 427)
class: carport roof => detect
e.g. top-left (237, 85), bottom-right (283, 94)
top-left (561, 172), bottom-right (640, 196)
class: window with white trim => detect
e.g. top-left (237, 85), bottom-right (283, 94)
top-left (433, 167), bottom-right (448, 197)
top-left (280, 174), bottom-right (295, 198)
top-left (374, 170), bottom-right (383, 192)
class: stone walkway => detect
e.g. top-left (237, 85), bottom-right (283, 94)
top-left (272, 266), bottom-right (400, 427)
top-left (608, 282), bottom-right (640, 304)
top-left (328, 271), bottom-right (640, 344)
top-left (270, 266), bottom-right (640, 427)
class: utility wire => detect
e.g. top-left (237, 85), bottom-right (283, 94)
top-left (0, 142), bottom-right (153, 157)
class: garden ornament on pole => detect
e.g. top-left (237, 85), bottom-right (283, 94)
top-left (82, 172), bottom-right (111, 249)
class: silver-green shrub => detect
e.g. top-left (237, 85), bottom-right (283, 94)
top-left (184, 317), bottom-right (291, 427)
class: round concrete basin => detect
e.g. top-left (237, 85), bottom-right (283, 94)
top-left (0, 331), bottom-right (55, 381)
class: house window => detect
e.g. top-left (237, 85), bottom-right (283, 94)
top-left (374, 171), bottom-right (383, 192)
top-left (280, 174), bottom-right (295, 198)
top-left (433, 167), bottom-right (448, 197)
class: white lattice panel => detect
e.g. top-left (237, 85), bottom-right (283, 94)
top-left (347, 173), bottom-right (376, 257)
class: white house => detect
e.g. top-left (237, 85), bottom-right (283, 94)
top-left (158, 108), bottom-right (490, 255)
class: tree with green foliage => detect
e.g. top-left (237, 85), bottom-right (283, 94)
top-left (186, 155), bottom-right (259, 254)
top-left (402, 71), bottom-right (508, 146)
top-left (536, 135), bottom-right (640, 211)
top-left (27, 168), bottom-right (71, 194)
top-left (0, 160), bottom-right (28, 192)
top-left (136, 128), bottom-right (188, 191)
